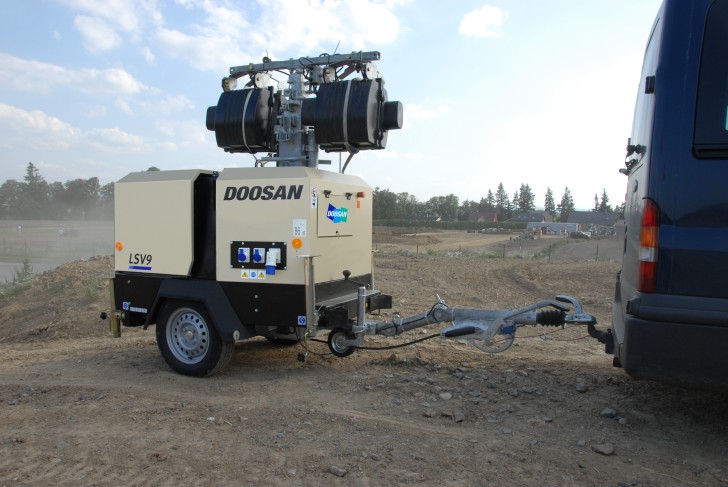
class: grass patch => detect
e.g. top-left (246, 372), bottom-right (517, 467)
top-left (0, 256), bottom-right (36, 302)
top-left (533, 239), bottom-right (569, 260)
top-left (83, 278), bottom-right (100, 303)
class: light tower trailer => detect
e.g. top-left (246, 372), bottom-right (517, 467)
top-left (106, 52), bottom-right (603, 376)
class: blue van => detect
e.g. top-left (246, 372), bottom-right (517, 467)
top-left (611, 0), bottom-right (728, 388)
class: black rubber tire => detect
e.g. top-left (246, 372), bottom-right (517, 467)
top-left (156, 300), bottom-right (234, 377)
top-left (327, 328), bottom-right (357, 357)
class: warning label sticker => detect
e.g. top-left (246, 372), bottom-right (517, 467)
top-left (241, 270), bottom-right (266, 280)
top-left (293, 219), bottom-right (307, 237)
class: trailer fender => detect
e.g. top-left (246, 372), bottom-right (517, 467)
top-left (148, 279), bottom-right (253, 342)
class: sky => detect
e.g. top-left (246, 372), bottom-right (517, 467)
top-left (0, 0), bottom-right (663, 210)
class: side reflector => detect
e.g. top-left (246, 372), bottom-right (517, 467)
top-left (638, 199), bottom-right (659, 293)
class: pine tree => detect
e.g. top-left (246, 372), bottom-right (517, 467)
top-left (482, 190), bottom-right (495, 210)
top-left (20, 162), bottom-right (50, 219)
top-left (495, 183), bottom-right (509, 216)
top-left (544, 187), bottom-right (556, 219)
top-left (598, 188), bottom-right (612, 213)
top-left (511, 191), bottom-right (519, 216)
top-left (518, 183), bottom-right (536, 212)
top-left (557, 187), bottom-right (575, 223)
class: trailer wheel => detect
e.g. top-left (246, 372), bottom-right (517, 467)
top-left (327, 328), bottom-right (357, 357)
top-left (156, 300), bottom-right (234, 377)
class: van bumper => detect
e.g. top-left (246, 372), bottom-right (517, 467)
top-left (621, 316), bottom-right (728, 390)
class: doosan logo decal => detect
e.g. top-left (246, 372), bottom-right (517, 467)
top-left (223, 185), bottom-right (303, 201)
top-left (326, 203), bottom-right (348, 223)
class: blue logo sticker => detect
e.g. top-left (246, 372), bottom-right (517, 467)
top-left (326, 203), bottom-right (349, 223)
top-left (297, 316), bottom-right (307, 326)
top-left (123, 302), bottom-right (130, 310)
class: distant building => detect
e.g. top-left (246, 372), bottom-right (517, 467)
top-left (506, 212), bottom-right (552, 223)
top-left (468, 211), bottom-right (499, 223)
top-left (566, 211), bottom-right (618, 236)
top-left (526, 222), bottom-right (577, 236)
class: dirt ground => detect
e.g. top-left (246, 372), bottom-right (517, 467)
top-left (1, 232), bottom-right (727, 486)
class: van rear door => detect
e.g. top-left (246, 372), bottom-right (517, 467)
top-left (668, 0), bottom-right (728, 299)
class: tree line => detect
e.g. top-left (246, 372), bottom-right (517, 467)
top-left (0, 163), bottom-right (114, 220)
top-left (0, 163), bottom-right (622, 224)
top-left (373, 183), bottom-right (622, 223)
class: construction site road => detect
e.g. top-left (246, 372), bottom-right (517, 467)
top-left (0, 233), bottom-right (726, 486)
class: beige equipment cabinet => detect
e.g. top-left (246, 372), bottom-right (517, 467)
top-left (215, 166), bottom-right (373, 286)
top-left (114, 169), bottom-right (213, 276)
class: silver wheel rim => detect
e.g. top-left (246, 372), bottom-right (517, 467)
top-left (166, 308), bottom-right (209, 365)
top-left (330, 331), bottom-right (349, 354)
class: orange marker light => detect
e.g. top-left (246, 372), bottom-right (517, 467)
top-left (115, 241), bottom-right (123, 251)
top-left (292, 238), bottom-right (303, 249)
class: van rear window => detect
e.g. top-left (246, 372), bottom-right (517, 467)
top-left (694, 0), bottom-right (728, 156)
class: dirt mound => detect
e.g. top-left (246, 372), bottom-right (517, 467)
top-left (0, 255), bottom-right (112, 343)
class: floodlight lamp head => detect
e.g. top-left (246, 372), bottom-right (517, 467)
top-left (205, 51), bottom-right (403, 167)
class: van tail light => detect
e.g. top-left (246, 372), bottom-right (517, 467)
top-left (638, 199), bottom-right (659, 292)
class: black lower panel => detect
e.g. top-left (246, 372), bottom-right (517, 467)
top-left (114, 273), bottom-right (384, 331)
top-left (220, 277), bottom-right (377, 329)
top-left (220, 281), bottom-right (307, 329)
top-left (113, 273), bottom-right (164, 326)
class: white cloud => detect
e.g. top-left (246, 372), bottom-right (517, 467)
top-left (0, 102), bottom-right (163, 154)
top-left (151, 94), bottom-right (195, 114)
top-left (115, 99), bottom-right (133, 115)
top-left (74, 15), bottom-right (123, 52)
top-left (54, 0), bottom-right (403, 74)
top-left (68, 0), bottom-right (160, 32)
top-left (258, 0), bottom-right (400, 55)
top-left (87, 127), bottom-right (145, 148)
top-left (152, 0), bottom-right (254, 72)
top-left (0, 53), bottom-right (147, 95)
top-left (346, 1), bottom-right (400, 45)
top-left (110, 93), bottom-right (196, 119)
top-left (156, 27), bottom-right (249, 73)
top-left (195, 1), bottom-right (252, 39)
top-left (155, 0), bottom-right (401, 73)
top-left (36, 160), bottom-right (64, 173)
top-left (85, 105), bottom-right (107, 118)
top-left (85, 67), bottom-right (147, 94)
top-left (157, 140), bottom-right (178, 151)
top-left (140, 46), bottom-right (155, 63)
top-left (59, 0), bottom-right (147, 32)
top-left (0, 103), bottom-right (81, 149)
top-left (156, 120), bottom-right (206, 145)
top-left (402, 102), bottom-right (449, 128)
top-left (59, 0), bottom-right (164, 52)
top-left (459, 5), bottom-right (507, 38)
top-left (85, 127), bottom-right (176, 152)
